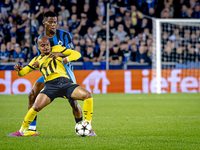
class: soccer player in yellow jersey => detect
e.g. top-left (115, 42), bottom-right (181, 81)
top-left (8, 36), bottom-right (95, 137)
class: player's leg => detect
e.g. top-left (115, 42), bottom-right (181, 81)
top-left (70, 86), bottom-right (97, 136)
top-left (24, 76), bottom-right (44, 136)
top-left (63, 63), bottom-right (83, 123)
top-left (21, 93), bottom-right (51, 133)
top-left (28, 79), bottom-right (44, 109)
top-left (8, 93), bottom-right (51, 137)
top-left (68, 99), bottom-right (83, 123)
top-left (70, 86), bottom-right (93, 123)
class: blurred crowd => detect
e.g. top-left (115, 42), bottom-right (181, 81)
top-left (161, 23), bottom-right (200, 65)
top-left (0, 0), bottom-right (200, 65)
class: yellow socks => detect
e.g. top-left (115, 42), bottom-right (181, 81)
top-left (83, 97), bottom-right (93, 124)
top-left (20, 107), bottom-right (38, 133)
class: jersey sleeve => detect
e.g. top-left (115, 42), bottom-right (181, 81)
top-left (17, 57), bottom-right (37, 77)
top-left (63, 31), bottom-right (74, 49)
top-left (62, 49), bottom-right (81, 62)
top-left (51, 45), bottom-right (66, 53)
top-left (51, 45), bottom-right (81, 61)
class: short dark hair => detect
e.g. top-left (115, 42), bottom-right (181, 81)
top-left (43, 11), bottom-right (57, 19)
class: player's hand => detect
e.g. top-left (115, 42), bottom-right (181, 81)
top-left (14, 63), bottom-right (23, 71)
top-left (32, 61), bottom-right (39, 68)
top-left (49, 52), bottom-right (64, 58)
top-left (62, 57), bottom-right (68, 64)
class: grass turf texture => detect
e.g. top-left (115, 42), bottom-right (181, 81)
top-left (0, 94), bottom-right (200, 150)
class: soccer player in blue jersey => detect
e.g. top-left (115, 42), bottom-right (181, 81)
top-left (25, 11), bottom-right (96, 136)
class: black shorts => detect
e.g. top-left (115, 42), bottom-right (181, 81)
top-left (40, 77), bottom-right (79, 101)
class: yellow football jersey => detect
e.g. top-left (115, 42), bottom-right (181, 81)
top-left (18, 45), bottom-right (81, 82)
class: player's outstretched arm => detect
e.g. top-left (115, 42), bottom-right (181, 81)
top-left (62, 49), bottom-right (81, 64)
top-left (51, 45), bottom-right (81, 64)
top-left (14, 58), bottom-right (38, 77)
top-left (14, 63), bottom-right (33, 77)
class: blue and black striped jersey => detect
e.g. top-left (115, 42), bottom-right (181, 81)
top-left (35, 29), bottom-right (74, 55)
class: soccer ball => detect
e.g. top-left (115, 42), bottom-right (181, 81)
top-left (75, 121), bottom-right (92, 137)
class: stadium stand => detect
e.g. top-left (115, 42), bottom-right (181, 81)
top-left (0, 0), bottom-right (200, 70)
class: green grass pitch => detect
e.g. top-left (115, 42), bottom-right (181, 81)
top-left (0, 93), bottom-right (200, 150)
